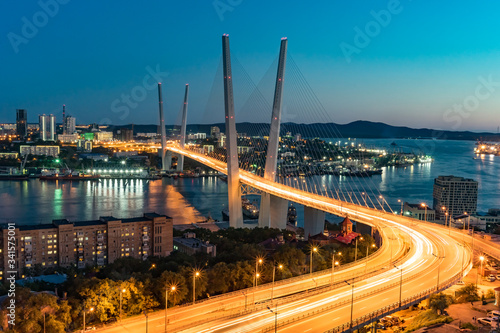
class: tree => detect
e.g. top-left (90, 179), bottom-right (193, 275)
top-left (429, 293), bottom-right (453, 314)
top-left (455, 283), bottom-right (479, 303)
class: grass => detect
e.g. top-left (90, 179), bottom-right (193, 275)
top-left (404, 309), bottom-right (453, 332)
top-left (460, 322), bottom-right (477, 330)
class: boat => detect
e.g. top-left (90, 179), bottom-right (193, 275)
top-left (40, 172), bottom-right (99, 181)
top-left (221, 198), bottom-right (260, 220)
top-left (242, 198), bottom-right (259, 219)
top-left (0, 174), bottom-right (29, 181)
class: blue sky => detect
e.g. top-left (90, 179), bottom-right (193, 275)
top-left (1, 0), bottom-right (500, 132)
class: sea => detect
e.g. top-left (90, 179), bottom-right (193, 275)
top-left (0, 139), bottom-right (498, 227)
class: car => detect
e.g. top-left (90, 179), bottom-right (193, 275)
top-left (478, 317), bottom-right (498, 326)
top-left (488, 311), bottom-right (500, 318)
top-left (488, 274), bottom-right (496, 282)
top-left (496, 274), bottom-right (500, 280)
top-left (456, 280), bottom-right (465, 285)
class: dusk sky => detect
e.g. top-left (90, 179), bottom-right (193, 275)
top-left (2, 1), bottom-right (500, 132)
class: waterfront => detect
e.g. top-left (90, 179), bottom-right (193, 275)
top-left (0, 139), bottom-right (498, 227)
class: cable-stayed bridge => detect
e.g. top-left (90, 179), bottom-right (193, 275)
top-left (108, 35), bottom-right (500, 332)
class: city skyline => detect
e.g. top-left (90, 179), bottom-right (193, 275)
top-left (1, 1), bottom-right (500, 131)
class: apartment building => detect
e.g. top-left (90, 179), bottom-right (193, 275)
top-left (0, 213), bottom-right (172, 279)
top-left (433, 175), bottom-right (478, 220)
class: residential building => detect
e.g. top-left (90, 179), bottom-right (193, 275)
top-left (0, 152), bottom-right (18, 159)
top-left (63, 116), bottom-right (76, 135)
top-left (433, 175), bottom-right (478, 219)
top-left (173, 232), bottom-right (216, 257)
top-left (16, 109), bottom-right (27, 138)
top-left (187, 133), bottom-right (207, 140)
top-left (20, 145), bottom-right (60, 157)
top-left (57, 133), bottom-right (79, 143)
top-left (403, 202), bottom-right (435, 221)
top-left (0, 213), bottom-right (173, 278)
top-left (116, 128), bottom-right (133, 142)
top-left (210, 126), bottom-right (220, 138)
top-left (94, 131), bottom-right (114, 142)
top-left (39, 114), bottom-right (56, 141)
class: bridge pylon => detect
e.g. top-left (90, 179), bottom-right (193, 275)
top-left (259, 38), bottom-right (289, 229)
top-left (157, 83), bottom-right (168, 172)
top-left (177, 83), bottom-right (189, 172)
top-left (222, 34), bottom-right (244, 228)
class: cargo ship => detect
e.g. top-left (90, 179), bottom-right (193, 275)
top-left (39, 172), bottom-right (99, 181)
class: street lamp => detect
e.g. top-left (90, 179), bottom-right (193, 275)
top-left (365, 244), bottom-right (376, 274)
top-left (441, 206), bottom-right (447, 226)
top-left (394, 264), bottom-right (403, 308)
top-left (193, 270), bottom-right (200, 304)
top-left (82, 301), bottom-right (94, 332)
top-left (331, 251), bottom-right (341, 285)
top-left (421, 203), bottom-right (427, 221)
top-left (477, 256), bottom-right (485, 288)
top-left (267, 305), bottom-right (278, 333)
top-left (310, 246), bottom-right (318, 274)
top-left (345, 280), bottom-right (355, 328)
top-left (398, 199), bottom-right (403, 216)
top-left (119, 288), bottom-right (126, 322)
top-left (254, 257), bottom-right (263, 304)
top-left (355, 236), bottom-right (363, 263)
top-left (432, 253), bottom-right (445, 292)
top-left (271, 263), bottom-right (283, 302)
top-left (165, 285), bottom-right (176, 333)
top-left (379, 195), bottom-right (385, 211)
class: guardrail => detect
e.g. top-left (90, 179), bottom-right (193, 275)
top-left (169, 237), bottom-right (413, 332)
top-left (325, 270), bottom-right (465, 333)
top-left (259, 259), bottom-right (472, 333)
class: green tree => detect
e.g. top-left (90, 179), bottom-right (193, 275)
top-left (456, 283), bottom-right (479, 303)
top-left (429, 293), bottom-right (453, 314)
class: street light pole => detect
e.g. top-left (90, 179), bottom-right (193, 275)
top-left (398, 199), bottom-right (403, 216)
top-left (271, 264), bottom-right (283, 302)
top-left (345, 281), bottom-right (354, 328)
top-left (394, 265), bottom-right (403, 308)
top-left (477, 256), bottom-right (484, 289)
top-left (331, 252), bottom-right (341, 285)
top-left (119, 288), bottom-right (126, 322)
top-left (365, 244), bottom-right (375, 275)
top-left (267, 305), bottom-right (278, 333)
top-left (310, 246), bottom-right (317, 274)
top-left (165, 286), bottom-right (175, 333)
top-left (193, 271), bottom-right (200, 305)
top-left (432, 253), bottom-right (445, 292)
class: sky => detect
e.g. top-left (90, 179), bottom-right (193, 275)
top-left (1, 0), bottom-right (500, 132)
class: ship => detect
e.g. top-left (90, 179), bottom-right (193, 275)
top-left (0, 173), bottom-right (29, 181)
top-left (39, 171), bottom-right (99, 181)
top-left (221, 198), bottom-right (260, 221)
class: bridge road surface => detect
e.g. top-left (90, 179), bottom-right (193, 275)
top-left (95, 226), bottom-right (406, 333)
top-left (90, 147), bottom-right (473, 332)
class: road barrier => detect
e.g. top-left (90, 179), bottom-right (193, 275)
top-left (259, 260), bottom-right (472, 333)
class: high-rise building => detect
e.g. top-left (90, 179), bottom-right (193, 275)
top-left (63, 116), bottom-right (76, 135)
top-left (16, 109), bottom-right (27, 138)
top-left (210, 126), bottom-right (220, 138)
top-left (116, 128), bottom-right (133, 142)
top-left (39, 114), bottom-right (56, 141)
top-left (433, 175), bottom-right (478, 219)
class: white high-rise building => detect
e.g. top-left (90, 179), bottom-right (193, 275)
top-left (433, 175), bottom-right (478, 219)
top-left (39, 114), bottom-right (56, 141)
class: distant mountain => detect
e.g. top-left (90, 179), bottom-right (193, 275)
top-left (108, 121), bottom-right (499, 141)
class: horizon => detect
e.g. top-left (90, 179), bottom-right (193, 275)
top-left (2, 2), bottom-right (500, 132)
